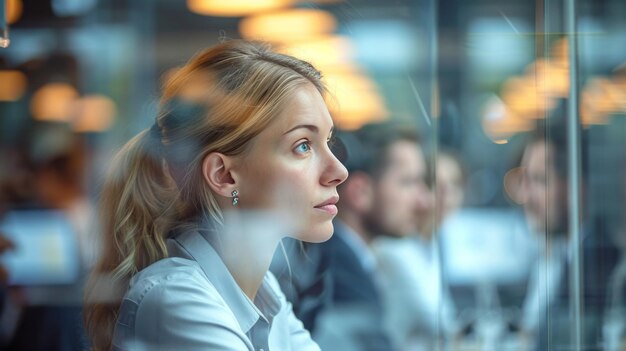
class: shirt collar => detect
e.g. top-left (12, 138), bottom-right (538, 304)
top-left (166, 229), bottom-right (281, 333)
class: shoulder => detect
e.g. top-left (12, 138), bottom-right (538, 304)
top-left (123, 257), bottom-right (215, 303)
top-left (124, 257), bottom-right (232, 315)
top-left (114, 258), bottom-right (250, 350)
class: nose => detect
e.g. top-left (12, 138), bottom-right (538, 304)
top-left (321, 149), bottom-right (349, 187)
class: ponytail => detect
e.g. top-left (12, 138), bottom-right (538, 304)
top-left (84, 129), bottom-right (176, 351)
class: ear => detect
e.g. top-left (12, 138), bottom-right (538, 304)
top-left (202, 152), bottom-right (237, 198)
top-left (341, 172), bottom-right (374, 213)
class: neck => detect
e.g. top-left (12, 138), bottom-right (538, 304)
top-left (216, 211), bottom-right (284, 300)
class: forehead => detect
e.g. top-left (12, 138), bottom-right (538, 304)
top-left (385, 140), bottom-right (424, 173)
top-left (388, 140), bottom-right (422, 161)
top-left (278, 84), bottom-right (332, 132)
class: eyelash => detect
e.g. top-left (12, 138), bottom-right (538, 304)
top-left (295, 141), bottom-right (312, 154)
top-left (294, 137), bottom-right (334, 155)
top-left (327, 135), bottom-right (336, 148)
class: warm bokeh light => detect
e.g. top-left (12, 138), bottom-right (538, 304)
top-left (303, 0), bottom-right (343, 3)
top-left (278, 35), bottom-right (354, 72)
top-left (72, 95), bottom-right (117, 133)
top-left (525, 58), bottom-right (569, 98)
top-left (187, 0), bottom-right (293, 17)
top-left (501, 76), bottom-right (557, 119)
top-left (0, 70), bottom-right (27, 101)
top-left (6, 0), bottom-right (23, 25)
top-left (325, 72), bottom-right (377, 95)
top-left (317, 63), bottom-right (366, 78)
top-left (239, 8), bottom-right (336, 43)
top-left (324, 72), bottom-right (388, 130)
top-left (30, 83), bottom-right (79, 122)
top-left (494, 38), bottom-right (572, 131)
top-left (579, 64), bottom-right (626, 126)
top-left (580, 78), bottom-right (616, 126)
top-left (482, 95), bottom-right (534, 141)
top-left (593, 78), bottom-right (622, 114)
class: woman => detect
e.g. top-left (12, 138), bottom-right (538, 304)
top-left (84, 40), bottom-right (348, 350)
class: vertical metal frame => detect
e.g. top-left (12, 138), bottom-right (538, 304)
top-left (564, 0), bottom-right (583, 349)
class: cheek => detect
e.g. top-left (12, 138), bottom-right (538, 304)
top-left (266, 162), bottom-right (315, 211)
top-left (528, 184), bottom-right (544, 205)
top-left (547, 186), bottom-right (566, 219)
top-left (384, 181), bottom-right (413, 215)
top-left (240, 154), bottom-right (297, 209)
top-left (546, 182), bottom-right (561, 204)
top-left (375, 182), bottom-right (404, 227)
top-left (375, 182), bottom-right (395, 211)
top-left (241, 165), bottom-right (275, 207)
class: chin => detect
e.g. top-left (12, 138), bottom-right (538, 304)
top-left (297, 221), bottom-right (335, 243)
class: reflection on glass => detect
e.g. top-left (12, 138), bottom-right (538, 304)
top-left (0, 0), bottom-right (624, 349)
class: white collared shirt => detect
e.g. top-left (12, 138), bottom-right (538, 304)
top-left (372, 235), bottom-right (459, 350)
top-left (111, 230), bottom-right (320, 351)
top-left (520, 236), bottom-right (569, 332)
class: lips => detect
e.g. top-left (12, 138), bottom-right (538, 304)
top-left (314, 196), bottom-right (339, 216)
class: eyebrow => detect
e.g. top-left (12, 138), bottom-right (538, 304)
top-left (283, 124), bottom-right (334, 136)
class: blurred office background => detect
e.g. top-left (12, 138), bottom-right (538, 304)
top-left (0, 0), bottom-right (625, 350)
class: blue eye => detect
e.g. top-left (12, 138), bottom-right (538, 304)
top-left (295, 141), bottom-right (311, 154)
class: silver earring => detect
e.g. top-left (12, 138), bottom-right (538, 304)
top-left (231, 190), bottom-right (239, 207)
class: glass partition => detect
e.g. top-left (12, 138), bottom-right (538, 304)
top-left (0, 0), bottom-right (624, 350)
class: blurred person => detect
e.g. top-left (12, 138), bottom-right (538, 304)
top-left (416, 149), bottom-right (466, 236)
top-left (28, 124), bottom-right (99, 270)
top-left (0, 234), bottom-right (15, 346)
top-left (372, 149), bottom-right (462, 350)
top-left (273, 122), bottom-right (424, 351)
top-left (1, 123), bottom-right (97, 351)
top-left (83, 40), bottom-right (348, 351)
top-left (0, 236), bottom-right (14, 285)
top-left (435, 150), bottom-right (466, 226)
top-left (517, 125), bottom-right (575, 350)
top-left (518, 123), bottom-right (619, 351)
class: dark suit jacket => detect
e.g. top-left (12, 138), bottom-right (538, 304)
top-left (271, 221), bottom-right (395, 351)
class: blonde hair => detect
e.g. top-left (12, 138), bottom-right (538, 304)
top-left (84, 40), bottom-right (325, 350)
